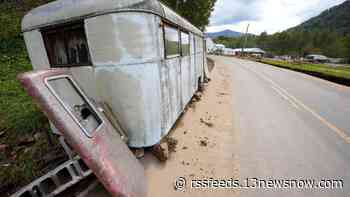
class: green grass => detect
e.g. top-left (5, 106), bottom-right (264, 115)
top-left (259, 59), bottom-right (350, 85)
top-left (0, 41), bottom-right (65, 195)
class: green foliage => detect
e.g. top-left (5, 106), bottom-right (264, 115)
top-left (213, 35), bottom-right (257, 49)
top-left (0, 0), bottom-right (53, 41)
top-left (345, 36), bottom-right (350, 59)
top-left (213, 1), bottom-right (350, 59)
top-left (160, 0), bottom-right (217, 30)
top-left (260, 59), bottom-right (350, 84)
top-left (0, 1), bottom-right (56, 194)
top-left (290, 1), bottom-right (350, 35)
top-left (0, 51), bottom-right (53, 192)
top-left (214, 30), bottom-right (350, 59)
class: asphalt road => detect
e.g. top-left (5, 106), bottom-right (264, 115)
top-left (212, 56), bottom-right (350, 197)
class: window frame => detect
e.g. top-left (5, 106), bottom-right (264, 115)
top-left (180, 30), bottom-right (190, 57)
top-left (41, 22), bottom-right (92, 68)
top-left (163, 22), bottom-right (181, 59)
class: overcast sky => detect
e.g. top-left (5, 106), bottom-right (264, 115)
top-left (207, 0), bottom-right (347, 34)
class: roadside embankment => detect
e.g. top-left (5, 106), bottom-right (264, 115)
top-left (258, 59), bottom-right (350, 86)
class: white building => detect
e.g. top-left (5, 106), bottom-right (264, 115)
top-left (233, 48), bottom-right (266, 57)
top-left (223, 48), bottom-right (236, 56)
top-left (205, 37), bottom-right (215, 53)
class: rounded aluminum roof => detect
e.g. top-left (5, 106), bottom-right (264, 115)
top-left (22, 0), bottom-right (203, 36)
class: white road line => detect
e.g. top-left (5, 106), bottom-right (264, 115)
top-left (241, 62), bottom-right (350, 144)
top-left (271, 85), bottom-right (301, 110)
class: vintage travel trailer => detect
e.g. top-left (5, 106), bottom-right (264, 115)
top-left (22, 0), bottom-right (208, 148)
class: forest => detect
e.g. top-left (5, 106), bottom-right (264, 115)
top-left (214, 31), bottom-right (350, 59)
top-left (214, 0), bottom-right (350, 60)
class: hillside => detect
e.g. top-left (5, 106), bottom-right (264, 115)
top-left (289, 0), bottom-right (350, 35)
top-left (206, 29), bottom-right (243, 38)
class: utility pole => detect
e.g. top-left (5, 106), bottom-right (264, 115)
top-left (242, 23), bottom-right (250, 56)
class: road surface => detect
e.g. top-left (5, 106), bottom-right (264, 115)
top-left (212, 56), bottom-right (350, 197)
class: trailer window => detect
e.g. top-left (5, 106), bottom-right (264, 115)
top-left (42, 23), bottom-right (91, 67)
top-left (181, 31), bottom-right (190, 56)
top-left (164, 24), bottom-right (180, 58)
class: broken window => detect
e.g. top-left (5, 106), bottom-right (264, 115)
top-left (42, 23), bottom-right (91, 67)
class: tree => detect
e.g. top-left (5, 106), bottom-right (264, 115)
top-left (345, 36), bottom-right (350, 61)
top-left (160, 0), bottom-right (217, 30)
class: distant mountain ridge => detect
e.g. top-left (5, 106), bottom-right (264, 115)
top-left (205, 29), bottom-right (243, 38)
top-left (289, 0), bottom-right (350, 35)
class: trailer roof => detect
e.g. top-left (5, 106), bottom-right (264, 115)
top-left (21, 0), bottom-right (203, 36)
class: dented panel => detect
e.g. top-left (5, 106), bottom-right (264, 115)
top-left (85, 13), bottom-right (163, 147)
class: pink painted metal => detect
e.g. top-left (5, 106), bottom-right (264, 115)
top-left (18, 69), bottom-right (147, 197)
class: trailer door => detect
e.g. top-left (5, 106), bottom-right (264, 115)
top-left (18, 69), bottom-right (147, 197)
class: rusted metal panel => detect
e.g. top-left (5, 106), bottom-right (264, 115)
top-left (17, 69), bottom-right (147, 197)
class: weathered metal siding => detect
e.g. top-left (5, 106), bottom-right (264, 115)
top-left (22, 9), bottom-right (206, 148)
top-left (23, 31), bottom-right (98, 101)
top-left (195, 36), bottom-right (204, 80)
top-left (23, 30), bottom-right (50, 70)
top-left (181, 56), bottom-right (192, 107)
top-left (161, 58), bottom-right (182, 132)
top-left (85, 13), bottom-right (162, 147)
top-left (22, 0), bottom-right (164, 32)
top-left (70, 67), bottom-right (98, 102)
top-left (190, 33), bottom-right (198, 93)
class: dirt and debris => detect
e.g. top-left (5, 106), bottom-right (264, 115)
top-left (0, 130), bottom-right (68, 197)
top-left (193, 92), bottom-right (202, 102)
top-left (182, 146), bottom-right (188, 150)
top-left (151, 142), bottom-right (169, 162)
top-left (131, 148), bottom-right (145, 159)
top-left (0, 130), bottom-right (6, 138)
top-left (200, 118), bottom-right (214, 127)
top-left (0, 144), bottom-right (8, 151)
top-left (17, 136), bottom-right (35, 147)
top-left (217, 92), bottom-right (229, 96)
top-left (199, 140), bottom-right (208, 147)
top-left (165, 137), bottom-right (178, 153)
